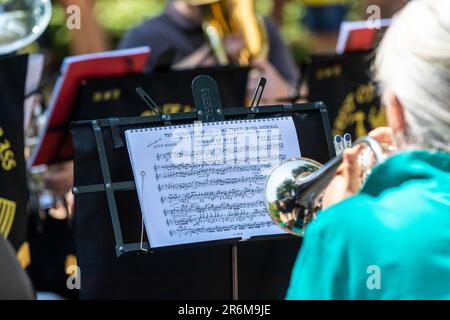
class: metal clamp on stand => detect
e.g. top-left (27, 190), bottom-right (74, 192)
top-left (192, 75), bottom-right (225, 123)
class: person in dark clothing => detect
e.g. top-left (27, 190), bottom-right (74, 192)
top-left (119, 0), bottom-right (300, 104)
top-left (0, 237), bottom-right (35, 300)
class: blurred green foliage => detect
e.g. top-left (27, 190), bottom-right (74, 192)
top-left (95, 0), bottom-right (166, 38)
top-left (47, 0), bottom-right (366, 62)
top-left (48, 3), bottom-right (70, 57)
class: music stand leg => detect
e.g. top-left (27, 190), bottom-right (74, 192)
top-left (232, 243), bottom-right (239, 300)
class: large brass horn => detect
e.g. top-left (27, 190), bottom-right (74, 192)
top-left (0, 0), bottom-right (52, 55)
top-left (190, 0), bottom-right (269, 65)
top-left (264, 136), bottom-right (388, 236)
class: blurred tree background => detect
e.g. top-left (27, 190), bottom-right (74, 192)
top-left (47, 0), bottom-right (368, 64)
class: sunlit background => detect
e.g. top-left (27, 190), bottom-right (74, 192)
top-left (43, 0), bottom-right (367, 64)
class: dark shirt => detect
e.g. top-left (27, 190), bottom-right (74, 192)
top-left (0, 237), bottom-right (35, 300)
top-left (118, 5), bottom-right (300, 86)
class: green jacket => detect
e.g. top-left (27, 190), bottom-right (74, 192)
top-left (287, 151), bottom-right (450, 300)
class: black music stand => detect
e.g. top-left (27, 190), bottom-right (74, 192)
top-left (71, 76), bottom-right (334, 299)
top-left (303, 50), bottom-right (385, 139)
top-left (0, 54), bottom-right (28, 251)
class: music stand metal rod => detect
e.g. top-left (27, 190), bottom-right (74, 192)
top-left (232, 243), bottom-right (239, 300)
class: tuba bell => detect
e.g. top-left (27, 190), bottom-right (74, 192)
top-left (0, 0), bottom-right (52, 55)
top-left (264, 136), bottom-right (390, 236)
top-left (189, 0), bottom-right (269, 65)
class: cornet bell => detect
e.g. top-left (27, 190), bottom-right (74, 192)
top-left (265, 158), bottom-right (322, 236)
top-left (264, 136), bottom-right (388, 237)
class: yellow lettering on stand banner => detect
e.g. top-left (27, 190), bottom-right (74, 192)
top-left (0, 126), bottom-right (17, 171)
top-left (0, 197), bottom-right (16, 239)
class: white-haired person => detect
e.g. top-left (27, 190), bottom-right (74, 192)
top-left (287, 0), bottom-right (450, 299)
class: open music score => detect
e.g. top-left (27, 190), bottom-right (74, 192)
top-left (125, 117), bottom-right (301, 248)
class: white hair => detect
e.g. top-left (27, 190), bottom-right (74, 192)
top-left (375, 0), bottom-right (450, 152)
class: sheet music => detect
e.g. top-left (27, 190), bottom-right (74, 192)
top-left (125, 117), bottom-right (301, 248)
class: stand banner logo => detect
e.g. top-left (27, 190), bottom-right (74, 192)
top-left (0, 197), bottom-right (16, 238)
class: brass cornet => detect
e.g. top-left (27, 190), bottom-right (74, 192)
top-left (264, 137), bottom-right (388, 236)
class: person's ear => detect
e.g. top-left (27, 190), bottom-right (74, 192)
top-left (385, 91), bottom-right (407, 133)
